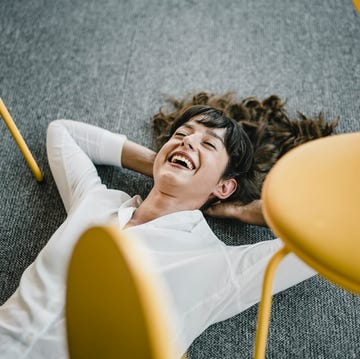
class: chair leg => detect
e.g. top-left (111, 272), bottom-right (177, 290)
top-left (253, 246), bottom-right (289, 359)
top-left (0, 98), bottom-right (43, 181)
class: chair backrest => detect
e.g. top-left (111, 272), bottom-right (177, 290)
top-left (262, 132), bottom-right (360, 295)
top-left (66, 225), bottom-right (180, 359)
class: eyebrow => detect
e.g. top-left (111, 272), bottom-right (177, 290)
top-left (181, 123), bottom-right (225, 146)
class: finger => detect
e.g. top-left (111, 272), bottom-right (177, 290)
top-left (205, 203), bottom-right (235, 218)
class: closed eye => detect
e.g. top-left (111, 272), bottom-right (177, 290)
top-left (174, 131), bottom-right (187, 137)
top-left (203, 141), bottom-right (216, 150)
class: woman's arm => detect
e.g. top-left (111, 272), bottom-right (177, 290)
top-left (47, 120), bottom-right (156, 213)
top-left (205, 199), bottom-right (268, 227)
top-left (122, 140), bottom-right (156, 177)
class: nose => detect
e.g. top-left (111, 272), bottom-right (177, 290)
top-left (183, 133), bottom-right (201, 150)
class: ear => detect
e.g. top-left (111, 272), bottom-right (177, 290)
top-left (212, 178), bottom-right (237, 200)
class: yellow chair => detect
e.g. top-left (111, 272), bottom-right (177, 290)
top-left (254, 132), bottom-right (360, 359)
top-left (353, 0), bottom-right (360, 13)
top-left (0, 98), bottom-right (43, 181)
top-left (66, 225), bottom-right (182, 359)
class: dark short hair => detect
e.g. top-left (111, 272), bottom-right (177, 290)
top-left (167, 105), bottom-right (255, 203)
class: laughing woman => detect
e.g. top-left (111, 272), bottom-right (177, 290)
top-left (0, 93), bottom-right (337, 358)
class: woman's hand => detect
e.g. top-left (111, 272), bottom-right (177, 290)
top-left (205, 199), bottom-right (268, 227)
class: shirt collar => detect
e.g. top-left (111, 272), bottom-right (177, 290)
top-left (117, 195), bottom-right (205, 232)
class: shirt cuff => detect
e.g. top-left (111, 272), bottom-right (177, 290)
top-left (100, 131), bottom-right (127, 168)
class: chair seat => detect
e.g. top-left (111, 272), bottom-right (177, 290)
top-left (262, 132), bottom-right (360, 295)
top-left (66, 226), bottom-right (179, 359)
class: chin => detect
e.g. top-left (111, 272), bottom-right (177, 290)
top-left (154, 171), bottom-right (182, 190)
top-left (162, 178), bottom-right (188, 193)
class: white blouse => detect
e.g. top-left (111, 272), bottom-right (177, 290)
top-left (0, 120), bottom-right (315, 358)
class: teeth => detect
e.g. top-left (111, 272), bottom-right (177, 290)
top-left (170, 155), bottom-right (194, 170)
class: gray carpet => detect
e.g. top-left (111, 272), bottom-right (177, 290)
top-left (0, 0), bottom-right (359, 358)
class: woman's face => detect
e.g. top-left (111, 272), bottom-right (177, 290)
top-left (152, 117), bottom-right (236, 209)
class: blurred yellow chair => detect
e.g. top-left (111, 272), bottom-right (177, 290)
top-left (66, 226), bottom-right (182, 359)
top-left (353, 0), bottom-right (360, 13)
top-left (254, 132), bottom-right (360, 359)
top-left (0, 98), bottom-right (43, 181)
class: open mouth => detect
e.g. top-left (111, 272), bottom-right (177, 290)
top-left (168, 153), bottom-right (195, 170)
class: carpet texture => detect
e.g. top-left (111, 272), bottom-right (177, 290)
top-left (0, 0), bottom-right (359, 358)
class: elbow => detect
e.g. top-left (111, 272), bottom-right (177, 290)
top-left (46, 119), bottom-right (68, 153)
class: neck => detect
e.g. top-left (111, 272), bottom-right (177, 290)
top-left (125, 188), bottom-right (199, 228)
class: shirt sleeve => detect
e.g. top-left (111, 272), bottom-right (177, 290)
top-left (46, 119), bottom-right (127, 214)
top-left (226, 239), bottom-right (316, 313)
